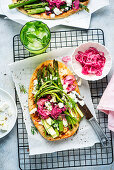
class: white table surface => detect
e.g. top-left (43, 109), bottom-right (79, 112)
top-left (0, 0), bottom-right (114, 170)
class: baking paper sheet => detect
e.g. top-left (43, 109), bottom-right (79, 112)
top-left (0, 0), bottom-right (109, 28)
top-left (0, 4), bottom-right (3, 15)
top-left (9, 47), bottom-right (99, 155)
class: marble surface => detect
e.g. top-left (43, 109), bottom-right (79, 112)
top-left (0, 0), bottom-right (114, 169)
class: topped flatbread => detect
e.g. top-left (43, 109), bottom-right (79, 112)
top-left (9, 0), bottom-right (90, 20)
top-left (28, 60), bottom-right (84, 141)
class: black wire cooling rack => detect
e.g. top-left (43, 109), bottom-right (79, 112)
top-left (13, 29), bottom-right (113, 170)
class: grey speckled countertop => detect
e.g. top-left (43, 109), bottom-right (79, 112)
top-left (0, 0), bottom-right (114, 170)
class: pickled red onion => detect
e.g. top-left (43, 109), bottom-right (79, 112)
top-left (62, 56), bottom-right (71, 63)
top-left (63, 75), bottom-right (76, 92)
top-left (72, 0), bottom-right (80, 10)
top-left (75, 47), bottom-right (106, 76)
top-left (37, 98), bottom-right (66, 119)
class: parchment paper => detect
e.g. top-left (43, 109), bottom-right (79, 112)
top-left (0, 0), bottom-right (109, 28)
top-left (9, 47), bottom-right (100, 155)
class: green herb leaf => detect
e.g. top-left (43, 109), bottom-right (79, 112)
top-left (31, 126), bottom-right (38, 135)
top-left (19, 84), bottom-right (27, 94)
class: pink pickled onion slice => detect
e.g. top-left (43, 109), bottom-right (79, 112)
top-left (45, 0), bottom-right (79, 11)
top-left (51, 105), bottom-right (66, 119)
top-left (46, 0), bottom-right (66, 9)
top-left (62, 56), bottom-right (71, 63)
top-left (67, 84), bottom-right (76, 92)
top-left (63, 75), bottom-right (76, 92)
top-left (37, 97), bottom-right (66, 119)
top-left (75, 47), bottom-right (106, 76)
top-left (72, 0), bottom-right (80, 10)
top-left (63, 75), bottom-right (75, 85)
top-left (65, 75), bottom-right (75, 81)
top-left (37, 98), bottom-right (50, 119)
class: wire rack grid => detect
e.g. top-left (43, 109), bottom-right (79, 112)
top-left (13, 29), bottom-right (113, 170)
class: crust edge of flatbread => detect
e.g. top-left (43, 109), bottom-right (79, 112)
top-left (28, 60), bottom-right (81, 141)
top-left (12, 0), bottom-right (89, 20)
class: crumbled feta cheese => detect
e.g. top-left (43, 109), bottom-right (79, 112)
top-left (50, 14), bottom-right (55, 18)
top-left (45, 101), bottom-right (52, 111)
top-left (0, 122), bottom-right (8, 131)
top-left (45, 6), bottom-right (50, 11)
top-left (63, 82), bottom-right (69, 90)
top-left (53, 123), bottom-right (59, 131)
top-left (61, 79), bottom-right (64, 85)
top-left (65, 7), bottom-right (69, 11)
top-left (60, 68), bottom-right (68, 76)
top-left (45, 101), bottom-right (51, 107)
top-left (0, 99), bottom-right (13, 132)
top-left (68, 91), bottom-right (84, 105)
top-left (50, 75), bottom-right (52, 80)
top-left (38, 121), bottom-right (43, 125)
top-left (0, 118), bottom-right (8, 131)
top-left (32, 89), bottom-right (37, 95)
top-left (68, 91), bottom-right (78, 102)
top-left (50, 95), bottom-right (56, 103)
top-left (7, 109), bottom-right (12, 117)
top-left (41, 79), bottom-right (44, 85)
top-left (58, 102), bottom-right (64, 108)
top-left (0, 102), bottom-right (9, 112)
top-left (33, 79), bottom-right (38, 86)
top-left (62, 94), bottom-right (66, 101)
top-left (54, 8), bottom-right (62, 15)
top-left (53, 77), bottom-right (58, 80)
top-left (66, 0), bottom-right (72, 7)
top-left (30, 108), bottom-right (37, 115)
top-left (32, 79), bottom-right (38, 95)
top-left (63, 118), bottom-right (68, 127)
top-left (63, 89), bottom-right (67, 94)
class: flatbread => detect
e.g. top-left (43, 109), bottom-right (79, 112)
top-left (28, 60), bottom-right (81, 141)
top-left (12, 0), bottom-right (89, 20)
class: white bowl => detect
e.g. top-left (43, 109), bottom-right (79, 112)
top-left (0, 88), bottom-right (17, 138)
top-left (71, 42), bottom-right (112, 81)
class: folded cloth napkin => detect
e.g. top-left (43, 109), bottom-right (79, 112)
top-left (97, 74), bottom-right (114, 132)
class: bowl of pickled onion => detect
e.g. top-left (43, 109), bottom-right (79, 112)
top-left (72, 42), bottom-right (112, 81)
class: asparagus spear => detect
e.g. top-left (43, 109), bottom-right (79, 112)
top-left (35, 78), bottom-right (84, 118)
top-left (42, 66), bottom-right (47, 82)
top-left (24, 2), bottom-right (48, 10)
top-left (48, 64), bottom-right (55, 79)
top-left (47, 64), bottom-right (53, 81)
top-left (37, 69), bottom-right (42, 89)
top-left (59, 121), bottom-right (63, 132)
top-left (8, 0), bottom-right (38, 9)
top-left (53, 60), bottom-right (63, 90)
top-left (47, 70), bottom-right (50, 81)
top-left (53, 60), bottom-right (58, 77)
top-left (27, 8), bottom-right (46, 14)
